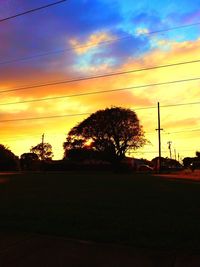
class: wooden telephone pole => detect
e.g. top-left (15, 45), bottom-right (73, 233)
top-left (167, 141), bottom-right (172, 159)
top-left (156, 102), bottom-right (163, 172)
top-left (41, 133), bottom-right (44, 160)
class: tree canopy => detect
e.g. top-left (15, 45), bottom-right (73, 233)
top-left (30, 143), bottom-right (53, 161)
top-left (196, 151), bottom-right (200, 158)
top-left (64, 107), bottom-right (146, 162)
top-left (21, 153), bottom-right (39, 161)
top-left (0, 144), bottom-right (19, 171)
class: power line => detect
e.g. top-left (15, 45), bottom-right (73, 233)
top-left (0, 113), bottom-right (91, 123)
top-left (0, 0), bottom-right (67, 23)
top-left (0, 77), bottom-right (200, 107)
top-left (1, 95), bottom-right (200, 122)
top-left (160, 101), bottom-right (200, 109)
top-left (129, 151), bottom-right (167, 154)
top-left (2, 127), bottom-right (194, 142)
top-left (1, 21), bottom-right (200, 65)
top-left (0, 132), bottom-right (66, 142)
top-left (128, 149), bottom-right (197, 154)
top-left (2, 94), bottom-right (199, 110)
top-left (0, 105), bottom-right (157, 123)
top-left (1, 58), bottom-right (200, 94)
top-left (1, 129), bottom-right (199, 146)
top-left (145, 100), bottom-right (200, 112)
top-left (166, 128), bottom-right (200, 134)
top-left (0, 107), bottom-right (156, 123)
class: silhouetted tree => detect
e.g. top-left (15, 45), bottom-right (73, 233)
top-left (0, 144), bottom-right (19, 171)
top-left (182, 157), bottom-right (193, 168)
top-left (196, 151), bottom-right (200, 158)
top-left (30, 143), bottom-right (53, 161)
top-left (64, 107), bottom-right (146, 163)
top-left (182, 152), bottom-right (200, 170)
top-left (66, 148), bottom-right (96, 161)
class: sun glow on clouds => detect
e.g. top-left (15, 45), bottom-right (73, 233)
top-left (3, 36), bottom-right (200, 159)
top-left (69, 32), bottom-right (115, 55)
top-left (0, 96), bottom-right (29, 113)
top-left (105, 38), bottom-right (200, 159)
top-left (2, 23), bottom-right (200, 160)
top-left (69, 32), bottom-right (117, 73)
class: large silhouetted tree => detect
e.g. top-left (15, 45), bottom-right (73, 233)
top-left (30, 143), bottom-right (53, 161)
top-left (64, 107), bottom-right (146, 163)
top-left (0, 144), bottom-right (19, 171)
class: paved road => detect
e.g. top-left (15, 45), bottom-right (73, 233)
top-left (155, 170), bottom-right (200, 181)
top-left (1, 232), bottom-right (200, 267)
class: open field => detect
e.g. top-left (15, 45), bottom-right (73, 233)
top-left (1, 171), bottom-right (200, 250)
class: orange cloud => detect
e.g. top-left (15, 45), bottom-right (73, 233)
top-left (1, 37), bottom-right (200, 160)
top-left (69, 32), bottom-right (115, 54)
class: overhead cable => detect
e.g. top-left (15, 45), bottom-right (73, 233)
top-left (0, 21), bottom-right (200, 65)
top-left (1, 58), bottom-right (200, 94)
top-left (0, 0), bottom-right (67, 23)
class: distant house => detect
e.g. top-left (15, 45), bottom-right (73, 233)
top-left (124, 157), bottom-right (152, 170)
top-left (151, 157), bottom-right (182, 171)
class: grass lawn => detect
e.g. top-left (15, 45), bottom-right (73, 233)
top-left (0, 171), bottom-right (200, 249)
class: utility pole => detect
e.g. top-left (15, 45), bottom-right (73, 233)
top-left (156, 102), bottom-right (163, 172)
top-left (167, 141), bottom-right (172, 159)
top-left (41, 133), bottom-right (44, 160)
top-left (174, 148), bottom-right (177, 161)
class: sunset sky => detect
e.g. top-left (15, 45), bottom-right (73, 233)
top-left (0, 0), bottom-right (200, 161)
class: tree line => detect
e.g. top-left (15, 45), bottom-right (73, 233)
top-left (0, 107), bottom-right (199, 171)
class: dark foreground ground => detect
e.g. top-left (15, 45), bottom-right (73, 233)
top-left (2, 231), bottom-right (200, 267)
top-left (0, 170), bottom-right (200, 266)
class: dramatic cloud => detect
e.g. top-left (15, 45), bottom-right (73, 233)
top-left (1, 0), bottom-right (200, 159)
